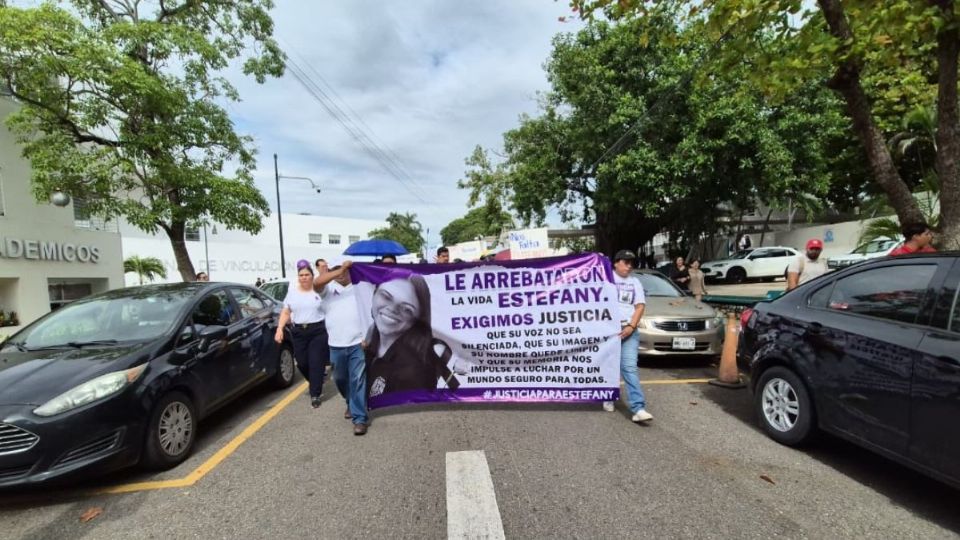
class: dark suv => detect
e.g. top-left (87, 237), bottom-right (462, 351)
top-left (738, 253), bottom-right (959, 489)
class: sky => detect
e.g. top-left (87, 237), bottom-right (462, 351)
top-left (225, 1), bottom-right (583, 244)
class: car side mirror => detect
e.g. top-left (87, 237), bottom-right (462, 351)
top-left (197, 325), bottom-right (228, 353)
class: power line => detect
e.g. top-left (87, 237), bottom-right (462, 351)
top-left (281, 50), bottom-right (436, 206)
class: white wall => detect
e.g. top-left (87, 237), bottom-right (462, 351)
top-left (770, 218), bottom-right (889, 258)
top-left (120, 213), bottom-right (388, 285)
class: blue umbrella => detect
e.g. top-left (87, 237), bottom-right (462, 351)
top-left (343, 239), bottom-right (409, 256)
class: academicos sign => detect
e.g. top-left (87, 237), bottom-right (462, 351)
top-left (0, 237), bottom-right (101, 263)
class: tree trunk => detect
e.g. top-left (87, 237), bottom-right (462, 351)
top-left (162, 220), bottom-right (196, 282)
top-left (595, 208), bottom-right (661, 261)
top-left (818, 0), bottom-right (926, 227)
top-left (933, 0), bottom-right (960, 250)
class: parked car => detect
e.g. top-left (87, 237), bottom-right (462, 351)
top-left (259, 278), bottom-right (289, 302)
top-left (700, 247), bottom-right (800, 284)
top-left (0, 282), bottom-right (295, 489)
top-left (827, 238), bottom-right (902, 269)
top-left (631, 270), bottom-right (725, 356)
top-left (738, 253), bottom-right (960, 489)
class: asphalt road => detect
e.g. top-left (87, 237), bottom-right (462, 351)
top-left (1, 361), bottom-right (957, 540)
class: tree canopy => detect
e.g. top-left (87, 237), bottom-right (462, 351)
top-left (0, 1), bottom-right (286, 280)
top-left (368, 212), bottom-right (426, 254)
top-left (461, 11), bottom-right (863, 255)
top-left (571, 0), bottom-right (958, 249)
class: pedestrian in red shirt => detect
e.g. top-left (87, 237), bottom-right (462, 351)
top-left (889, 222), bottom-right (937, 256)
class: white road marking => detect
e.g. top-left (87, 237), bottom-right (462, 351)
top-left (446, 450), bottom-right (506, 540)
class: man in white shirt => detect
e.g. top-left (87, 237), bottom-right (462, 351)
top-left (603, 249), bottom-right (653, 423)
top-left (315, 260), bottom-right (369, 435)
top-left (786, 239), bottom-right (829, 291)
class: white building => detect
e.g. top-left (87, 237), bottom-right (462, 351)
top-left (120, 213), bottom-right (388, 286)
top-left (0, 98), bottom-right (125, 338)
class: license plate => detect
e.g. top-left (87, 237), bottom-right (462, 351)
top-left (672, 337), bottom-right (696, 350)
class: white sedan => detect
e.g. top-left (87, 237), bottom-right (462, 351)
top-left (826, 238), bottom-right (901, 269)
top-left (700, 247), bottom-right (799, 284)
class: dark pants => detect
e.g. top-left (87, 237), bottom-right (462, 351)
top-left (290, 322), bottom-right (329, 398)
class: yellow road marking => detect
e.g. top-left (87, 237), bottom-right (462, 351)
top-left (94, 381), bottom-right (308, 495)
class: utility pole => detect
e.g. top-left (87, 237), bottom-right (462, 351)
top-left (274, 153), bottom-right (286, 278)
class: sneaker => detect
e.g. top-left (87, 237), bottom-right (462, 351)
top-left (631, 409), bottom-right (653, 423)
top-left (353, 423), bottom-right (368, 436)
top-left (311, 396), bottom-right (322, 409)
top-left (602, 401), bottom-right (615, 412)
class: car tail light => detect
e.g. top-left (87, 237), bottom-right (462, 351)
top-left (740, 308), bottom-right (754, 329)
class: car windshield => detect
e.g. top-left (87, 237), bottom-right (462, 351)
top-left (6, 290), bottom-right (194, 350)
top-left (633, 272), bottom-right (683, 297)
top-left (852, 240), bottom-right (897, 255)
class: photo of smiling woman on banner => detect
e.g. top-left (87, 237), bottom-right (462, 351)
top-left (364, 274), bottom-right (461, 400)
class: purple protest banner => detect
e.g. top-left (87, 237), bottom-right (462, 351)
top-left (349, 253), bottom-right (621, 409)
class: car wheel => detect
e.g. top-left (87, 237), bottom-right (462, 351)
top-left (726, 267), bottom-right (747, 284)
top-left (142, 391), bottom-right (197, 470)
top-left (755, 366), bottom-right (815, 446)
top-left (272, 345), bottom-right (295, 389)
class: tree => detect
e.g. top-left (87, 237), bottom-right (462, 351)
top-left (368, 212), bottom-right (425, 254)
top-left (124, 255), bottom-right (167, 285)
top-left (0, 2), bottom-right (285, 281)
top-left (572, 0), bottom-right (959, 249)
top-left (462, 13), bottom-right (855, 254)
top-left (440, 203), bottom-right (514, 246)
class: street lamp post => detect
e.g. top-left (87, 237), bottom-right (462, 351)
top-left (274, 153), bottom-right (322, 279)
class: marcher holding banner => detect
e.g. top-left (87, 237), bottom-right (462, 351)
top-left (604, 250), bottom-right (653, 423)
top-left (274, 259), bottom-right (329, 409)
top-left (315, 260), bottom-right (370, 435)
top-left (350, 253), bottom-right (622, 409)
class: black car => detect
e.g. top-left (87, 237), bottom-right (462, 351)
top-left (738, 252), bottom-right (959, 489)
top-left (0, 282), bottom-right (295, 488)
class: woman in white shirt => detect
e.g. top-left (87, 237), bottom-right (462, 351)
top-left (275, 259), bottom-right (329, 408)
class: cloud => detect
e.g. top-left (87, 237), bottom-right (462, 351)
top-left (227, 0), bottom-right (581, 242)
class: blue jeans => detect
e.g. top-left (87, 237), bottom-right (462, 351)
top-left (330, 344), bottom-right (368, 425)
top-left (621, 330), bottom-right (646, 413)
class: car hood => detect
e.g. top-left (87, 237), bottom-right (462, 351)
top-left (642, 297), bottom-right (716, 319)
top-left (0, 343), bottom-right (152, 406)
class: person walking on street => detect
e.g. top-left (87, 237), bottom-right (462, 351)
top-left (275, 259), bottom-right (330, 408)
top-left (688, 259), bottom-right (707, 302)
top-left (315, 259), bottom-right (329, 275)
top-left (315, 260), bottom-right (370, 435)
top-left (786, 239), bottom-right (828, 291)
top-left (667, 256), bottom-right (690, 290)
top-left (603, 250), bottom-right (653, 423)
top-left (889, 222), bottom-right (937, 256)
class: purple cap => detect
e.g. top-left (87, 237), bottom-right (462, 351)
top-left (296, 259), bottom-right (310, 270)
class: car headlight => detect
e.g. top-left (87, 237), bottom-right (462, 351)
top-left (34, 364), bottom-right (147, 417)
top-left (710, 315), bottom-right (724, 329)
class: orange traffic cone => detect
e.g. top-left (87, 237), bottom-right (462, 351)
top-left (709, 311), bottom-right (745, 389)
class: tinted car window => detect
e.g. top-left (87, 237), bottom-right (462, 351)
top-left (193, 290), bottom-right (239, 327)
top-left (231, 288), bottom-right (267, 317)
top-left (808, 282), bottom-right (834, 308)
top-left (749, 250), bottom-right (772, 259)
top-left (632, 272), bottom-right (682, 297)
top-left (826, 264), bottom-right (937, 324)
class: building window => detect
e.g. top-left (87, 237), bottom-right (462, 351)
top-left (48, 282), bottom-right (93, 311)
top-left (309, 233), bottom-right (323, 244)
top-left (329, 234), bottom-right (341, 245)
top-left (185, 226), bottom-right (200, 242)
top-left (72, 199), bottom-right (118, 232)
top-left (348, 235), bottom-right (360, 244)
